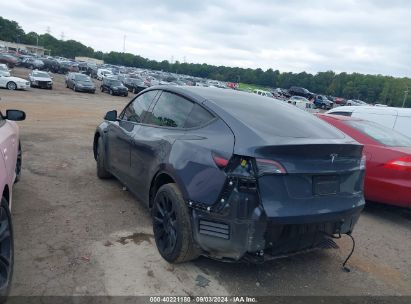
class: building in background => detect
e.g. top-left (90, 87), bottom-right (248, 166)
top-left (75, 56), bottom-right (104, 65)
top-left (0, 40), bottom-right (49, 56)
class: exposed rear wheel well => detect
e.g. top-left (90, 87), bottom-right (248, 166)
top-left (2, 185), bottom-right (10, 206)
top-left (149, 173), bottom-right (175, 209)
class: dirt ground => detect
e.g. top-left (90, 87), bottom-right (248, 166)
top-left (0, 68), bottom-right (410, 297)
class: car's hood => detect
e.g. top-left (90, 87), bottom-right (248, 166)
top-left (31, 77), bottom-right (52, 81)
top-left (77, 81), bottom-right (94, 86)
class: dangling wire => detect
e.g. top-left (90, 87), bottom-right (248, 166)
top-left (342, 233), bottom-right (355, 272)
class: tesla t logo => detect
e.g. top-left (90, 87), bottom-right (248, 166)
top-left (330, 153), bottom-right (338, 163)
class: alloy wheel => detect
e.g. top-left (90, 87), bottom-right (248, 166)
top-left (153, 193), bottom-right (178, 256)
top-left (6, 82), bottom-right (16, 90)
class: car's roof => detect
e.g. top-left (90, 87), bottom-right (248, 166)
top-left (145, 86), bottom-right (355, 148)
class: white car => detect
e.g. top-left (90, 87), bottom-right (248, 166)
top-left (327, 106), bottom-right (411, 137)
top-left (97, 69), bottom-right (113, 80)
top-left (288, 96), bottom-right (318, 113)
top-left (253, 89), bottom-right (273, 97)
top-left (0, 64), bottom-right (10, 77)
top-left (346, 99), bottom-right (368, 106)
top-left (0, 75), bottom-right (30, 90)
top-left (28, 70), bottom-right (53, 89)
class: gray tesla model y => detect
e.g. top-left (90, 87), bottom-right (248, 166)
top-left (93, 86), bottom-right (365, 263)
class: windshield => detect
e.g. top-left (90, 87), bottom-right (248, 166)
top-left (109, 80), bottom-right (122, 86)
top-left (75, 74), bottom-right (90, 81)
top-left (347, 120), bottom-right (411, 147)
top-left (33, 72), bottom-right (50, 78)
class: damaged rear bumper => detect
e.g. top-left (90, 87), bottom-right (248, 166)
top-left (189, 176), bottom-right (364, 262)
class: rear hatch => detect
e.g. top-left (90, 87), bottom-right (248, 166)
top-left (253, 143), bottom-right (365, 222)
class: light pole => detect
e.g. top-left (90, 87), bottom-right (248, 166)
top-left (402, 86), bottom-right (409, 108)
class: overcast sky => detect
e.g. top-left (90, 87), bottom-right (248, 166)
top-left (2, 0), bottom-right (410, 77)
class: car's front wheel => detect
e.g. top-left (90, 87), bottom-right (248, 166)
top-left (96, 137), bottom-right (111, 179)
top-left (0, 196), bottom-right (14, 300)
top-left (152, 183), bottom-right (199, 263)
top-left (6, 82), bottom-right (17, 91)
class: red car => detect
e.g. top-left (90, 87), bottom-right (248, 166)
top-left (317, 114), bottom-right (411, 208)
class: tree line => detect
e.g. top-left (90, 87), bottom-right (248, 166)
top-left (1, 16), bottom-right (410, 107)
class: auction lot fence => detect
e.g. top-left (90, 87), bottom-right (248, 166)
top-left (4, 297), bottom-right (411, 304)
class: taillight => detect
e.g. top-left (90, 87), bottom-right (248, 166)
top-left (383, 157), bottom-right (411, 172)
top-left (256, 158), bottom-right (286, 175)
top-left (212, 152), bottom-right (229, 168)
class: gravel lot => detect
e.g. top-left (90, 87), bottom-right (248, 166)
top-left (1, 68), bottom-right (410, 297)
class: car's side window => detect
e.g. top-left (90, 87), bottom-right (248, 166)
top-left (185, 104), bottom-right (215, 128)
top-left (121, 90), bottom-right (158, 123)
top-left (145, 92), bottom-right (194, 128)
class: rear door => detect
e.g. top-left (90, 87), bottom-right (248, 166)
top-left (129, 91), bottom-right (195, 201)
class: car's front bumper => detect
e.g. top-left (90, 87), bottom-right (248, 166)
top-left (76, 86), bottom-right (96, 92)
top-left (17, 83), bottom-right (29, 90)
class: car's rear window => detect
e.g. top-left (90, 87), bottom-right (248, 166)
top-left (347, 120), bottom-right (411, 147)
top-left (209, 91), bottom-right (344, 139)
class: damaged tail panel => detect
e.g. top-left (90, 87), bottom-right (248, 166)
top-left (191, 144), bottom-right (365, 261)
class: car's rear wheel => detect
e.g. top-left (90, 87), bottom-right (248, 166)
top-left (0, 197), bottom-right (14, 300)
top-left (14, 143), bottom-right (22, 184)
top-left (152, 183), bottom-right (199, 263)
top-left (96, 137), bottom-right (111, 179)
top-left (6, 82), bottom-right (16, 91)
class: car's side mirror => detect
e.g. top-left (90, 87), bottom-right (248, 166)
top-left (104, 110), bottom-right (117, 121)
top-left (6, 109), bottom-right (26, 121)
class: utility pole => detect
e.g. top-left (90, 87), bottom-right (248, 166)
top-left (402, 86), bottom-right (409, 108)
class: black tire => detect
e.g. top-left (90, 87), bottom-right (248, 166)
top-left (152, 183), bottom-right (199, 263)
top-left (0, 197), bottom-right (14, 301)
top-left (14, 143), bottom-right (22, 184)
top-left (96, 137), bottom-right (111, 179)
top-left (133, 88), bottom-right (137, 94)
top-left (66, 82), bottom-right (69, 88)
top-left (73, 85), bottom-right (77, 92)
top-left (109, 89), bottom-right (113, 95)
top-left (6, 82), bottom-right (17, 91)
top-left (100, 86), bottom-right (104, 92)
top-left (124, 93), bottom-right (128, 97)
